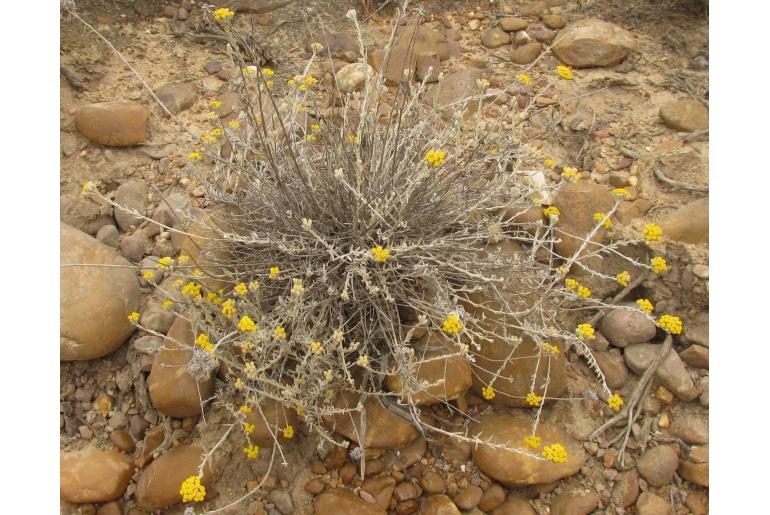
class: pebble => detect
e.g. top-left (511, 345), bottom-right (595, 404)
top-left (679, 345), bottom-right (708, 369)
top-left (60, 447), bottom-right (134, 503)
top-left (553, 19), bottom-right (636, 68)
top-left (110, 430), bottom-right (136, 453)
top-left (549, 492), bottom-right (600, 515)
top-left (543, 14), bottom-right (567, 29)
top-left (500, 18), bottom-right (528, 31)
top-left (636, 492), bottom-right (672, 515)
top-left (74, 101), bottom-right (150, 146)
top-left (394, 482), bottom-right (420, 502)
top-left (659, 99), bottom-right (709, 132)
top-left (481, 27), bottom-right (511, 48)
top-left (270, 490), bottom-right (294, 515)
top-left (669, 414), bottom-right (708, 444)
top-left (454, 485), bottom-right (483, 510)
top-left (600, 305), bottom-right (657, 348)
top-left (96, 225), bottom-right (120, 248)
top-left (637, 446), bottom-right (678, 487)
top-left (420, 470), bottom-right (446, 494)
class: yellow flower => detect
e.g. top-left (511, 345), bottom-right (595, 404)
top-left (616, 271), bottom-right (630, 287)
top-left (650, 256), bottom-right (668, 274)
top-left (593, 212), bottom-right (612, 228)
top-left (346, 134), bottom-right (359, 144)
top-left (287, 79), bottom-right (296, 86)
top-left (370, 245), bottom-right (390, 263)
top-left (261, 68), bottom-right (274, 76)
top-left (243, 444), bottom-right (260, 458)
top-left (188, 151), bottom-right (202, 160)
top-left (636, 298), bottom-right (654, 314)
top-left (201, 134), bottom-right (215, 143)
top-left (283, 425), bottom-right (295, 439)
top-left (234, 282), bottom-right (248, 296)
top-left (235, 377), bottom-right (243, 390)
top-left (657, 314), bottom-right (683, 335)
top-left (212, 7), bottom-right (235, 21)
top-left (274, 326), bottom-right (287, 340)
top-left (157, 256), bottom-right (173, 270)
top-left (291, 278), bottom-right (305, 297)
top-left (607, 393), bottom-right (624, 411)
top-left (565, 278), bottom-right (578, 291)
top-left (304, 75), bottom-right (318, 86)
top-left (476, 78), bottom-right (490, 89)
top-left (221, 299), bottom-right (237, 319)
top-left (310, 123), bottom-right (321, 133)
top-left (424, 149), bottom-right (447, 167)
top-left (241, 341), bottom-right (254, 352)
top-left (482, 386), bottom-right (495, 400)
top-left (195, 333), bottom-right (214, 353)
top-left (518, 73), bottom-right (531, 85)
top-left (180, 475), bottom-right (206, 502)
top-left (543, 206), bottom-right (560, 218)
top-left (442, 313), bottom-right (463, 335)
top-left (227, 120), bottom-right (240, 129)
top-left (577, 285), bottom-right (591, 298)
top-left (554, 265), bottom-right (569, 276)
top-left (540, 343), bottom-right (560, 356)
top-left (162, 299), bottom-right (174, 310)
top-left (143, 270), bottom-right (155, 281)
top-left (544, 158), bottom-right (555, 169)
top-left (81, 181), bottom-right (95, 196)
top-left (243, 423), bottom-right (255, 434)
top-left (239, 404), bottom-right (252, 414)
top-left (265, 79), bottom-right (273, 88)
top-left (561, 166), bottom-right (581, 182)
top-left (306, 134), bottom-right (317, 142)
top-left (298, 83), bottom-right (308, 91)
top-left (524, 436), bottom-right (541, 449)
top-left (178, 255), bottom-right (189, 265)
top-left (310, 42), bottom-right (324, 52)
top-left (269, 266), bottom-right (280, 280)
top-left (209, 99), bottom-right (223, 108)
top-left (296, 406), bottom-right (305, 417)
top-left (248, 280), bottom-right (260, 291)
top-left (127, 312), bottom-right (140, 322)
top-left (238, 315), bottom-right (257, 332)
top-left (206, 292), bottom-right (221, 305)
top-left (576, 323), bottom-right (595, 340)
top-left (210, 128), bottom-right (223, 137)
top-left (181, 282), bottom-right (202, 299)
top-left (642, 223), bottom-right (663, 242)
top-left (556, 65), bottom-right (574, 80)
top-left (612, 188), bottom-right (631, 199)
top-left (542, 443), bottom-right (568, 463)
top-left (526, 392), bottom-right (543, 407)
top-left (310, 341), bottom-right (324, 354)
top-left (356, 355), bottom-right (369, 367)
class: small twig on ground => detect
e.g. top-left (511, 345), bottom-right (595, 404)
top-left (60, 66), bottom-right (89, 92)
top-left (653, 167), bottom-right (709, 192)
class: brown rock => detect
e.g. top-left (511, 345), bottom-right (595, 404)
top-left (669, 414), bottom-right (708, 445)
top-left (114, 181), bottom-right (148, 232)
top-left (533, 28), bottom-right (557, 44)
top-left (135, 445), bottom-right (218, 512)
top-left (617, 198), bottom-right (653, 224)
top-left (481, 27), bottom-right (511, 48)
top-left (60, 448), bottom-right (133, 503)
top-left (490, 497), bottom-right (535, 515)
top-left (96, 501), bottom-right (123, 515)
top-left (593, 349), bottom-right (629, 389)
top-left (636, 492), bottom-right (672, 515)
top-left (543, 15), bottom-right (567, 29)
top-left (655, 349), bottom-right (700, 401)
top-left (612, 471), bottom-right (639, 507)
top-left (363, 476), bottom-right (397, 509)
top-left (340, 462), bottom-right (357, 484)
top-left (305, 478), bottom-right (325, 495)
top-left (500, 18), bottom-right (528, 31)
top-left (679, 345), bottom-right (709, 369)
top-left (110, 430), bottom-right (136, 454)
top-left (244, 398), bottom-right (300, 448)
top-left (552, 18), bottom-right (636, 68)
top-left (637, 446), bottom-right (678, 487)
top-left (215, 0), bottom-right (293, 14)
top-left (61, 223), bottom-right (140, 361)
top-left (395, 24), bottom-right (451, 61)
top-left (336, 62), bottom-right (374, 93)
top-left (678, 458), bottom-right (708, 487)
top-left (369, 47), bottom-right (416, 86)
top-left (685, 491), bottom-right (709, 514)
top-left (148, 317), bottom-right (216, 417)
top-left (433, 69), bottom-right (484, 119)
top-left (511, 42), bottom-right (543, 64)
top-left (420, 471), bottom-right (446, 494)
top-left (394, 482), bottom-right (421, 502)
top-left (454, 485), bottom-right (483, 510)
top-left (472, 412), bottom-right (585, 486)
top-left (61, 192), bottom-right (115, 236)
top-left (416, 52), bottom-right (441, 83)
top-left (661, 197), bottom-right (708, 244)
top-left (550, 492), bottom-right (600, 515)
top-left (306, 32), bottom-right (360, 62)
top-left (552, 182), bottom-right (614, 259)
top-left (314, 489), bottom-right (387, 515)
top-left (659, 99), bottom-right (709, 132)
top-left (154, 83), bottom-right (197, 114)
top-left (420, 494), bottom-right (461, 515)
top-left (599, 304), bottom-right (657, 348)
top-left (478, 484), bottom-right (505, 511)
top-left (385, 344), bottom-right (472, 405)
top-left (75, 101), bottom-right (150, 146)
top-left (520, 2), bottom-right (547, 16)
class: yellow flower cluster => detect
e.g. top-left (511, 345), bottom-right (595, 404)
top-left (274, 326), bottom-right (287, 340)
top-left (195, 333), bottom-right (214, 353)
top-left (556, 65), bottom-right (573, 80)
top-left (291, 278), bottom-right (305, 297)
top-left (81, 181), bottom-right (95, 196)
top-left (157, 256), bottom-right (173, 270)
top-left (607, 393), bottom-right (624, 411)
top-left (243, 444), bottom-right (260, 458)
top-left (425, 149), bottom-right (446, 167)
top-left (612, 188), bottom-right (631, 199)
top-left (356, 355), bottom-right (369, 368)
top-left (370, 245), bottom-right (390, 263)
top-left (249, 280), bottom-right (260, 291)
top-left (616, 271), bottom-right (630, 287)
top-left (206, 292), bottom-right (221, 305)
top-left (482, 386), bottom-right (495, 400)
top-left (310, 341), bottom-right (324, 354)
top-left (540, 343), bottom-right (560, 356)
top-left (178, 255), bottom-right (189, 265)
top-left (526, 392), bottom-right (543, 407)
top-left (442, 313), bottom-right (463, 335)
top-left (518, 73), bottom-right (531, 85)
top-left (346, 134), bottom-right (360, 144)
top-left (128, 312), bottom-right (140, 322)
top-left (565, 278), bottom-right (590, 298)
top-left (239, 405), bottom-right (252, 414)
top-left (642, 223), bottom-right (663, 242)
top-left (543, 206), bottom-right (560, 218)
top-left (593, 212), bottom-right (612, 228)
top-left (269, 266), bottom-right (280, 280)
top-left (227, 120), bottom-right (240, 129)
top-left (162, 299), bottom-right (174, 310)
top-left (210, 128), bottom-right (223, 137)
top-left (651, 256), bottom-right (668, 274)
top-left (234, 282), bottom-right (248, 296)
top-left (542, 443), bottom-right (568, 463)
top-left (657, 314), bottom-right (683, 334)
top-left (243, 423), bottom-right (255, 434)
top-left (188, 151), bottom-right (202, 160)
top-left (576, 323), bottom-right (595, 340)
top-left (525, 435), bottom-right (541, 449)
top-left (209, 99), bottom-right (222, 108)
top-left (221, 299), bottom-right (237, 319)
top-left (261, 68), bottom-right (274, 77)
top-left (636, 298), bottom-right (654, 314)
top-left (180, 475), bottom-right (206, 502)
top-left (212, 7), bottom-right (235, 21)
top-left (181, 282), bottom-right (202, 299)
top-left (283, 425), bottom-right (295, 439)
top-left (544, 158), bottom-right (555, 169)
top-left (238, 315), bottom-right (257, 332)
top-left (561, 166), bottom-right (581, 182)
top-left (565, 278), bottom-right (578, 291)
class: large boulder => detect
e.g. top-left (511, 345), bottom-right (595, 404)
top-left (60, 447), bottom-right (133, 503)
top-left (148, 317), bottom-right (217, 417)
top-left (74, 101), bottom-right (150, 146)
top-left (661, 197), bottom-right (708, 244)
top-left (552, 19), bottom-right (636, 68)
top-left (61, 223), bottom-right (140, 360)
top-left (472, 412), bottom-right (585, 486)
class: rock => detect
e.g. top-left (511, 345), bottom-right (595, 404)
top-left (114, 181), bottom-right (148, 231)
top-left (203, 60), bottom-right (222, 74)
top-left (636, 492), bottom-right (672, 515)
top-left (416, 52), bottom-right (441, 83)
top-left (552, 182), bottom-right (614, 259)
top-left (382, 437), bottom-right (427, 471)
top-left (420, 494), bottom-right (461, 515)
top-left (655, 349), bottom-right (700, 401)
top-left (60, 448), bottom-right (133, 503)
top-left (148, 317), bottom-right (216, 417)
top-left (368, 47), bottom-right (415, 85)
top-left (61, 223), bottom-right (140, 360)
top-left (215, 0), bottom-right (293, 14)
top-left (679, 345), bottom-right (708, 369)
top-left (481, 27), bottom-right (511, 48)
top-left (306, 32), bottom-right (360, 62)
top-left (519, 2), bottom-right (547, 16)
top-left (659, 99), bottom-right (708, 132)
top-left (599, 305), bottom-right (657, 348)
top-left (324, 390), bottom-right (418, 448)
top-left (129, 415), bottom-right (149, 440)
top-left (120, 230), bottom-right (150, 262)
top-left (661, 197), bottom-right (708, 244)
top-left (490, 497), bottom-right (535, 515)
top-left (305, 478), bottom-right (325, 494)
top-left (336, 62), bottom-right (374, 93)
top-left (513, 30), bottom-right (532, 47)
top-left (270, 490), bottom-right (294, 514)
top-left (154, 83), bottom-right (197, 114)
top-left (433, 69), bottom-right (484, 118)
top-left (637, 446), bottom-right (678, 487)
top-left (314, 489), bottom-right (386, 515)
top-left (669, 414), bottom-right (708, 444)
top-left (61, 193), bottom-right (115, 236)
top-left (396, 24), bottom-right (451, 61)
top-left (385, 345), bottom-right (472, 405)
top-left (135, 445), bottom-right (218, 512)
top-left (685, 492), bottom-right (709, 515)
top-left (684, 317), bottom-right (709, 347)
top-left (96, 225), bottom-right (120, 248)
top-left (543, 14), bottom-right (567, 29)
top-left (141, 303), bottom-right (175, 334)
top-left (624, 343), bottom-right (660, 373)
top-left (552, 19), bottom-right (636, 68)
top-left (533, 28), bottom-right (557, 44)
top-left (511, 42), bottom-right (542, 64)
top-left (678, 449), bottom-right (708, 487)
top-left (110, 430), bottom-right (136, 453)
top-left (363, 476), bottom-right (397, 509)
top-left (612, 471), bottom-right (639, 507)
top-left (454, 486), bottom-right (483, 510)
top-left (96, 501), bottom-right (123, 515)
top-left (244, 398), bottom-right (300, 448)
top-left (550, 493), bottom-right (600, 515)
top-left (420, 471), bottom-right (446, 494)
top-left (471, 412), bottom-right (585, 486)
top-left (477, 484), bottom-right (505, 511)
top-left (500, 18), bottom-right (528, 31)
top-left (394, 482), bottom-right (421, 502)
top-left (593, 349), bottom-right (629, 389)
top-left (75, 101), bottom-right (150, 146)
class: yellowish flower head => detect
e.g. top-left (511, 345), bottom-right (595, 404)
top-left (565, 278), bottom-right (578, 291)
top-left (525, 435), bottom-right (541, 449)
top-left (269, 266), bottom-right (280, 280)
top-left (243, 444), bottom-right (260, 458)
top-left (544, 158), bottom-right (555, 169)
top-left (651, 256), bottom-right (668, 274)
top-left (577, 285), bottom-right (591, 298)
top-left (556, 65), bottom-right (574, 80)
top-left (261, 68), bottom-right (274, 76)
top-left (561, 166), bottom-right (581, 182)
top-left (482, 386), bottom-right (495, 400)
top-left (81, 181), bottom-right (95, 196)
top-left (238, 315), bottom-right (257, 332)
top-left (607, 393), bottom-right (624, 411)
top-left (210, 128), bottom-right (223, 137)
top-left (424, 149), bottom-right (447, 167)
top-left (127, 312), bottom-right (140, 322)
top-left (274, 326), bottom-right (287, 340)
top-left (209, 99), bottom-right (223, 108)
top-left (518, 73), bottom-right (531, 85)
top-left (636, 298), bottom-right (654, 314)
top-left (593, 212), bottom-right (612, 228)
top-left (188, 151), bottom-right (202, 160)
top-left (182, 282), bottom-right (202, 299)
top-left (356, 354), bottom-right (369, 368)
top-left (346, 134), bottom-right (359, 144)
top-left (142, 270), bottom-right (155, 281)
top-left (195, 333), bottom-right (213, 353)
top-left (543, 206), bottom-right (560, 218)
top-left (657, 314), bottom-right (683, 335)
top-left (239, 404), bottom-right (252, 414)
top-left (180, 475), bottom-right (206, 502)
top-left (178, 255), bottom-right (189, 265)
top-left (576, 323), bottom-right (595, 340)
top-left (283, 425), bottom-right (295, 439)
top-left (234, 283), bottom-right (248, 296)
top-left (162, 299), bottom-right (174, 310)
top-left (442, 313), bottom-right (463, 335)
top-left (212, 7), bottom-right (235, 21)
top-left (227, 120), bottom-right (240, 129)
top-left (248, 280), bottom-right (260, 291)
top-left (310, 341), bottom-right (324, 354)
top-left (642, 223), bottom-right (664, 242)
top-left (612, 188), bottom-right (631, 199)
top-left (221, 299), bottom-right (237, 319)
top-left (542, 443), bottom-right (568, 463)
top-left (616, 271), bottom-right (630, 287)
top-left (370, 245), bottom-right (390, 263)
top-left (526, 392), bottom-right (543, 407)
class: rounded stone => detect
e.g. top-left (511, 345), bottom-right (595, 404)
top-left (60, 447), bottom-right (133, 503)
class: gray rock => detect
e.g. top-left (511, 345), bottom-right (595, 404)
top-left (624, 343), bottom-right (660, 373)
top-left (120, 230), bottom-right (150, 262)
top-left (61, 193), bottom-right (115, 236)
top-left (679, 345), bottom-right (708, 369)
top-left (659, 99), bottom-right (708, 132)
top-left (511, 42), bottom-right (542, 64)
top-left (656, 349), bottom-right (699, 401)
top-left (600, 305), bottom-right (657, 348)
top-left (533, 28), bottom-right (557, 44)
top-left (669, 414), bottom-right (708, 445)
top-left (481, 27), bottom-right (511, 48)
top-left (108, 411), bottom-right (129, 430)
top-left (96, 225), bottom-right (120, 248)
top-left (270, 490), bottom-right (294, 515)
top-left (637, 446), bottom-right (678, 487)
top-left (519, 1), bottom-right (547, 17)
top-left (155, 83), bottom-right (197, 114)
top-left (552, 18), bottom-right (636, 68)
top-left (593, 349), bottom-right (628, 389)
top-left (142, 303), bottom-right (175, 334)
top-left (114, 181), bottom-right (148, 231)
top-left (134, 336), bottom-right (163, 354)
